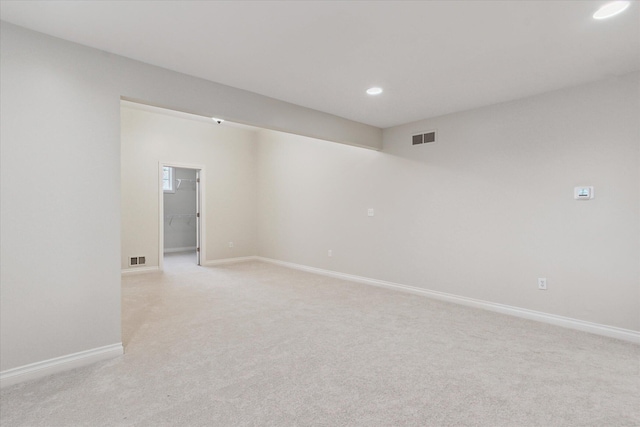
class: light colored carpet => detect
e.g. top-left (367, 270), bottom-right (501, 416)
top-left (1, 252), bottom-right (639, 426)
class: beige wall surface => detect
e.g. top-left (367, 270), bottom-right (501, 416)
top-left (257, 72), bottom-right (640, 331)
top-left (121, 106), bottom-right (258, 269)
top-left (0, 22), bottom-right (378, 373)
top-left (1, 25), bottom-right (123, 370)
top-left (1, 20), bottom-right (638, 377)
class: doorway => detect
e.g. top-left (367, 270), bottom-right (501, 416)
top-left (159, 162), bottom-right (205, 270)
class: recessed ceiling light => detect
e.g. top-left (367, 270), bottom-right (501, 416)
top-left (366, 87), bottom-right (383, 95)
top-left (593, 1), bottom-right (630, 19)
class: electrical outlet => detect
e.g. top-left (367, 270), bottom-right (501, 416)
top-left (228, 242), bottom-right (234, 248)
top-left (328, 250), bottom-right (332, 257)
top-left (538, 278), bottom-right (547, 290)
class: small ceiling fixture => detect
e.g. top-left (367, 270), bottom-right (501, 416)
top-left (593, 1), bottom-right (630, 19)
top-left (366, 87), bottom-right (383, 95)
top-left (211, 117), bottom-right (224, 124)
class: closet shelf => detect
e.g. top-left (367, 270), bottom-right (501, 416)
top-left (165, 213), bottom-right (197, 225)
top-left (175, 178), bottom-right (196, 189)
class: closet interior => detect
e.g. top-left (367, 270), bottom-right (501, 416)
top-left (163, 167), bottom-right (198, 264)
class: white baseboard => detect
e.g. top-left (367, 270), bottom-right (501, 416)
top-left (164, 247), bottom-right (197, 253)
top-left (203, 256), bottom-right (259, 266)
top-left (121, 266), bottom-right (160, 275)
top-left (256, 257), bottom-right (640, 344)
top-left (0, 343), bottom-right (123, 388)
top-left (121, 256), bottom-right (257, 273)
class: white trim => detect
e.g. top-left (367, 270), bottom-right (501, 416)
top-left (255, 257), bottom-right (640, 344)
top-left (121, 266), bottom-right (160, 275)
top-left (163, 247), bottom-right (197, 254)
top-left (0, 343), bottom-right (123, 388)
top-left (203, 256), bottom-right (259, 266)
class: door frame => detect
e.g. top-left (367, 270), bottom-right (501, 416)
top-left (158, 161), bottom-right (206, 270)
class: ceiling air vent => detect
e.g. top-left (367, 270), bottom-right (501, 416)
top-left (412, 130), bottom-right (437, 145)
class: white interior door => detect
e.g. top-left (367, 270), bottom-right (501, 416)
top-left (195, 170), bottom-right (201, 266)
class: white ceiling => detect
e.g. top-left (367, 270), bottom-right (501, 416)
top-left (1, 1), bottom-right (638, 129)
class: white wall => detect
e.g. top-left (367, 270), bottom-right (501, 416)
top-left (121, 106), bottom-right (257, 270)
top-left (1, 20), bottom-right (637, 381)
top-left (0, 22), bottom-right (378, 375)
top-left (163, 168), bottom-right (198, 252)
top-left (1, 25), bottom-right (123, 371)
top-left (257, 72), bottom-right (640, 332)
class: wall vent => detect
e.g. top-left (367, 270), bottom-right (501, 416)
top-left (412, 130), bottom-right (437, 145)
top-left (129, 256), bottom-right (146, 267)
